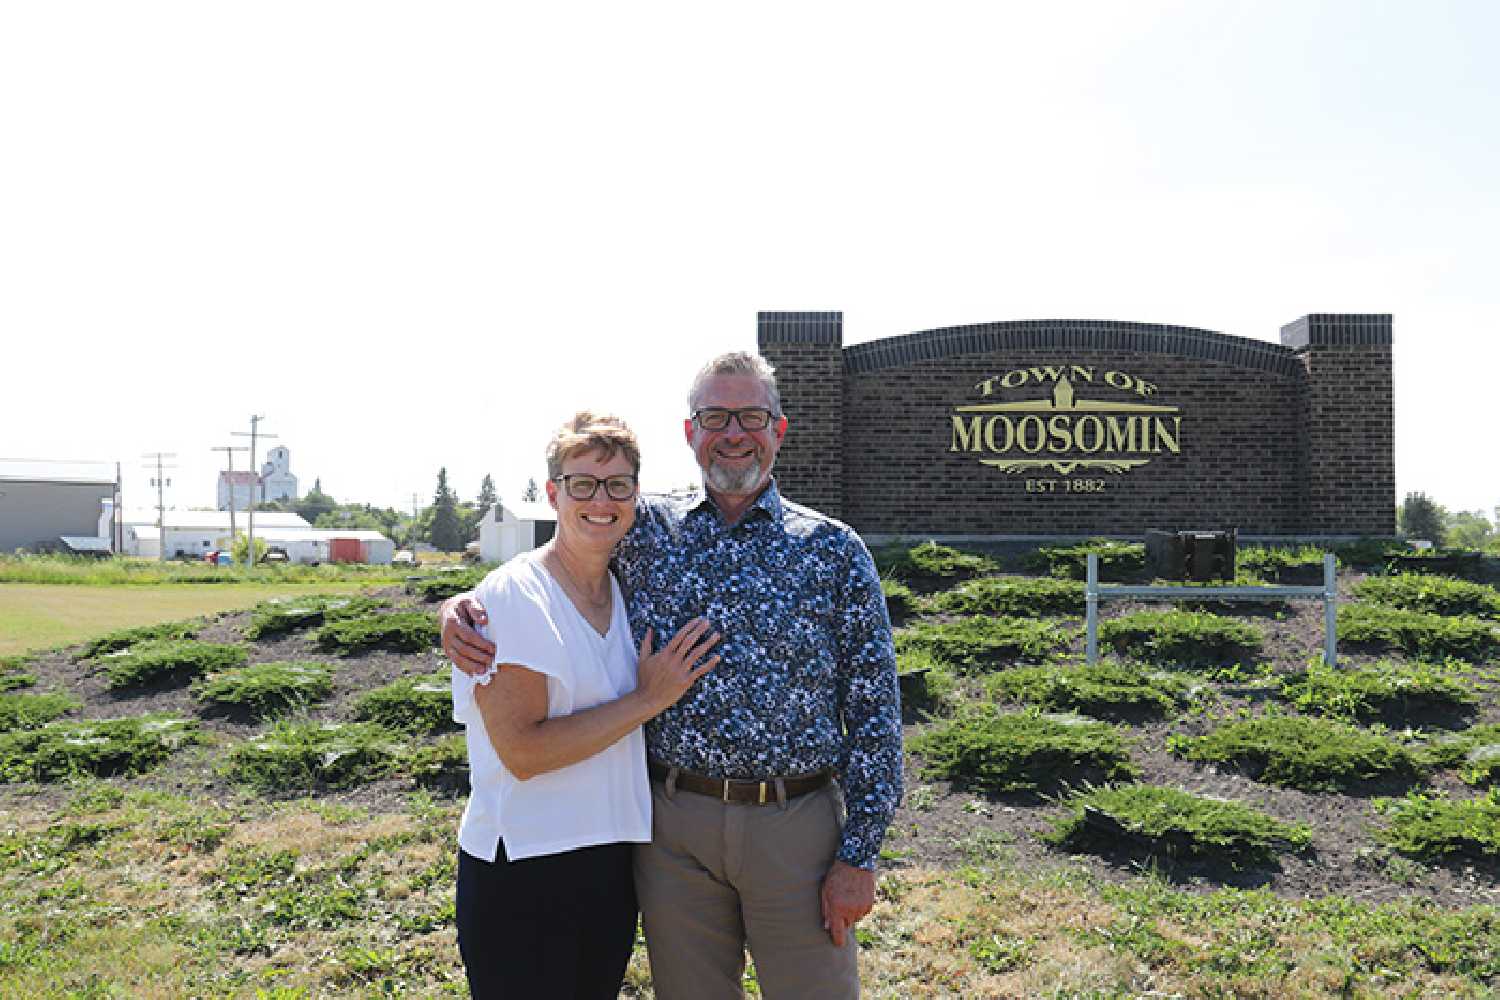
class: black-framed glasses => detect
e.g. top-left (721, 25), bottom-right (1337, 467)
top-left (552, 473), bottom-right (639, 501)
top-left (691, 407), bottom-right (776, 432)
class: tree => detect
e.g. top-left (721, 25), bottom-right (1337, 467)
top-left (477, 474), bottom-right (498, 518)
top-left (522, 477), bottom-right (540, 503)
top-left (294, 479), bottom-right (338, 524)
top-left (429, 468), bottom-right (464, 552)
top-left (231, 534), bottom-right (267, 565)
top-left (1447, 510), bottom-right (1495, 551)
top-left (1398, 492), bottom-right (1446, 544)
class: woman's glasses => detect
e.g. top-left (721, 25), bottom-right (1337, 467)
top-left (552, 474), bottom-right (639, 501)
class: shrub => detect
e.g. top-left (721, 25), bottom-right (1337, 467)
top-left (193, 661), bottom-right (335, 716)
top-left (1279, 659), bottom-right (1476, 723)
top-left (910, 706), bottom-right (1138, 794)
top-left (1098, 609), bottom-right (1262, 665)
top-left (410, 732), bottom-right (468, 792)
top-left (872, 541), bottom-right (998, 584)
top-left (880, 578), bottom-right (919, 622)
top-left (1353, 574), bottom-right (1500, 619)
top-left (928, 576), bottom-right (1084, 617)
top-left (1168, 714), bottom-right (1423, 792)
top-left (1237, 545), bottom-right (1334, 582)
top-left (226, 720), bottom-right (406, 791)
top-left (0, 716), bottom-right (200, 782)
top-left (243, 594), bottom-right (389, 639)
top-left (896, 616), bottom-right (1068, 672)
top-left (1025, 538), bottom-right (1145, 581)
top-left (0, 656), bottom-right (37, 692)
top-left (1331, 539), bottom-right (1405, 569)
top-left (100, 640), bottom-right (248, 689)
top-left (315, 611), bottom-right (440, 655)
top-left (1339, 604), bottom-right (1500, 661)
top-left (354, 672), bottom-right (456, 733)
top-left (895, 648), bottom-right (958, 718)
top-left (1424, 724), bottom-right (1500, 786)
top-left (1046, 783), bottom-right (1311, 868)
top-left (0, 691), bottom-right (79, 732)
top-left (986, 662), bottom-right (1195, 719)
top-left (406, 568), bottom-right (487, 603)
top-left (77, 620), bottom-right (199, 660)
top-left (1376, 789), bottom-right (1500, 862)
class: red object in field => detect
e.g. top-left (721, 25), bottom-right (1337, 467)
top-left (329, 538), bottom-right (365, 563)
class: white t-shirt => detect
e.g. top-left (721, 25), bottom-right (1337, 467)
top-left (453, 552), bottom-right (651, 862)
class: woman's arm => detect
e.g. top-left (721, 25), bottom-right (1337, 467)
top-left (474, 620), bottom-right (719, 780)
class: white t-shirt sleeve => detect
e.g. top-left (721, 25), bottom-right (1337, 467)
top-left (450, 566), bottom-right (576, 727)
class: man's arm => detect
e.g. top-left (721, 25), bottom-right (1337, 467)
top-left (441, 592), bottom-right (496, 676)
top-left (820, 531), bottom-right (904, 944)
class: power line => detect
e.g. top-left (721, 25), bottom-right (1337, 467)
top-left (141, 452), bottom-right (177, 563)
top-left (211, 444), bottom-right (250, 546)
top-left (232, 416), bottom-right (277, 563)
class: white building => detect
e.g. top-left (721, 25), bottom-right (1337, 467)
top-left (106, 506), bottom-right (393, 564)
top-left (217, 444), bottom-right (299, 510)
top-left (478, 500), bottom-right (557, 564)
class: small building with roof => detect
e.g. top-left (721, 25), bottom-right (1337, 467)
top-left (478, 500), bottom-right (557, 564)
top-left (0, 463), bottom-right (117, 553)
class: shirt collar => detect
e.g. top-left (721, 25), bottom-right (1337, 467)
top-left (686, 477), bottom-right (784, 527)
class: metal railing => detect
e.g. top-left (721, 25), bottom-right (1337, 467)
top-left (1084, 552), bottom-right (1338, 667)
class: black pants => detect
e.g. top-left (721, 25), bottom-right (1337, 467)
top-left (456, 838), bottom-right (638, 1000)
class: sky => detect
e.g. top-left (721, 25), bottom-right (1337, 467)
top-left (2, 1), bottom-right (1497, 521)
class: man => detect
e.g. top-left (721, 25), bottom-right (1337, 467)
top-left (443, 351), bottom-right (902, 998)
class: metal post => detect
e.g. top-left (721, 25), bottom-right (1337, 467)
top-left (1323, 552), bottom-right (1338, 667)
top-left (1086, 552), bottom-right (1099, 666)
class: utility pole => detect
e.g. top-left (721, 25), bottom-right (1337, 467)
top-left (114, 461), bottom-right (123, 554)
top-left (232, 416), bottom-right (277, 565)
top-left (410, 492), bottom-right (422, 556)
top-left (141, 453), bottom-right (177, 562)
top-left (210, 444), bottom-right (250, 545)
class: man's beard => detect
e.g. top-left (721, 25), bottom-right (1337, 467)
top-left (705, 458), bottom-right (765, 495)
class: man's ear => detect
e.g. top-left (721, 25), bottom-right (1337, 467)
top-left (773, 415), bottom-right (789, 443)
top-left (683, 417), bottom-right (695, 445)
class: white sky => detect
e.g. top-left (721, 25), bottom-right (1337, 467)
top-left (2, 1), bottom-right (1496, 520)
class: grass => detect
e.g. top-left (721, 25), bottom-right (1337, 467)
top-left (986, 661), bottom-right (1197, 719)
top-left (1278, 659), bottom-right (1477, 723)
top-left (0, 582), bottom-right (371, 658)
top-left (1376, 789), bottom-right (1500, 863)
top-left (243, 593), bottom-right (390, 639)
top-left (409, 732), bottom-right (468, 792)
top-left (354, 671), bottom-right (456, 734)
top-left (99, 640), bottom-right (249, 689)
top-left (0, 656), bottom-right (37, 692)
top-left (896, 615), bottom-right (1068, 672)
top-left (0, 553), bottom-right (411, 586)
top-left (76, 619), bottom-right (201, 659)
top-left (406, 568), bottom-right (487, 602)
top-left (926, 575), bottom-right (1084, 616)
top-left (226, 719), bottom-right (407, 791)
top-left (1424, 724), bottom-right (1500, 786)
top-left (1046, 783), bottom-right (1312, 868)
top-left (315, 610), bottom-right (441, 655)
top-left (1098, 609), bottom-right (1263, 665)
top-left (1025, 538), bottom-right (1145, 580)
top-left (193, 661), bottom-right (336, 717)
top-left (1168, 714), bottom-right (1424, 792)
top-left (911, 706), bottom-right (1138, 794)
top-left (872, 541), bottom-right (999, 583)
top-left (1339, 603), bottom-right (1500, 660)
top-left (0, 716), bottom-right (200, 782)
top-left (881, 578), bottom-right (919, 621)
top-left (1353, 574), bottom-right (1500, 619)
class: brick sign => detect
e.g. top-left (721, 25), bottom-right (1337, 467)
top-left (757, 312), bottom-right (1394, 537)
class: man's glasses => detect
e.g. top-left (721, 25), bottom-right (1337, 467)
top-left (553, 474), bottom-right (639, 501)
top-left (691, 407), bottom-right (776, 432)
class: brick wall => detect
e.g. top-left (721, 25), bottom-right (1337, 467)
top-left (758, 313), bottom-right (1396, 537)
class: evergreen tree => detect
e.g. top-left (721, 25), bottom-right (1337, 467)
top-left (522, 477), bottom-right (540, 503)
top-left (429, 468), bottom-right (464, 552)
top-left (477, 474), bottom-right (498, 518)
top-left (294, 479), bottom-right (337, 523)
top-left (1398, 492), bottom-right (1446, 544)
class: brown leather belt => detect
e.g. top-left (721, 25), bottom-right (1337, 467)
top-left (648, 760), bottom-right (832, 805)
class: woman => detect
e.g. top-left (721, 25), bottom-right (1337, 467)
top-left (452, 411), bottom-right (720, 999)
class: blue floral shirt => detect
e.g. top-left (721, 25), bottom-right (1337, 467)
top-left (612, 480), bottom-right (903, 870)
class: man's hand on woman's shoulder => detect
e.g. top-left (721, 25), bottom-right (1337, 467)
top-left (441, 592), bottom-right (496, 675)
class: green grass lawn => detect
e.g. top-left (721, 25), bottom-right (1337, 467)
top-left (0, 583), bottom-right (372, 657)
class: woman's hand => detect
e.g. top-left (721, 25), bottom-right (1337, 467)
top-left (636, 619), bottom-right (721, 714)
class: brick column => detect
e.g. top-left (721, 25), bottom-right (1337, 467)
top-left (1282, 314), bottom-right (1396, 534)
top-left (756, 311), bottom-right (845, 518)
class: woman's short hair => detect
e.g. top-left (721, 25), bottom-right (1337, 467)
top-left (687, 352), bottom-right (782, 417)
top-left (545, 411), bottom-right (641, 481)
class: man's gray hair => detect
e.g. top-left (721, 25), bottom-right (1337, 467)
top-left (687, 352), bottom-right (782, 416)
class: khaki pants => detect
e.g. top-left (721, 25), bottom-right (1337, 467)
top-left (634, 778), bottom-right (860, 1000)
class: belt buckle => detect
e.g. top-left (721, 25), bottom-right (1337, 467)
top-left (758, 781), bottom-right (767, 805)
top-left (721, 779), bottom-right (731, 803)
